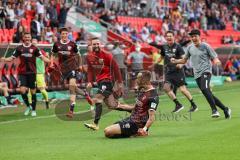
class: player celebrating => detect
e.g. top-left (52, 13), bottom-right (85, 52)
top-left (171, 29), bottom-right (231, 119)
top-left (150, 30), bottom-right (197, 113)
top-left (104, 71), bottom-right (159, 138)
top-left (0, 32), bottom-right (50, 116)
top-left (84, 37), bottom-right (124, 130)
top-left (29, 38), bottom-right (50, 109)
top-left (51, 27), bottom-right (92, 118)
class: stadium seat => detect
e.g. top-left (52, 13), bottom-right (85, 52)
top-left (9, 63), bottom-right (18, 89)
top-left (1, 64), bottom-right (11, 88)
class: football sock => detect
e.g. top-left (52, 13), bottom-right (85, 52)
top-left (94, 103), bottom-right (102, 125)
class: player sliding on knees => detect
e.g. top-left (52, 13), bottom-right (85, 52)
top-left (51, 27), bottom-right (93, 118)
top-left (84, 37), bottom-right (128, 131)
top-left (104, 71), bottom-right (159, 138)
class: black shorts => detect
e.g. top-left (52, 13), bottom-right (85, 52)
top-left (131, 69), bottom-right (142, 80)
top-left (97, 80), bottom-right (113, 97)
top-left (63, 70), bottom-right (83, 81)
top-left (165, 72), bottom-right (186, 88)
top-left (115, 118), bottom-right (139, 137)
top-left (18, 74), bottom-right (36, 89)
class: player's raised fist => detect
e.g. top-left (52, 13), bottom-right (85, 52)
top-left (170, 58), bottom-right (176, 64)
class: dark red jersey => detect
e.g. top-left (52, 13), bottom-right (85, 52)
top-left (12, 44), bottom-right (42, 74)
top-left (52, 40), bottom-right (79, 73)
top-left (130, 89), bottom-right (159, 128)
top-left (86, 51), bottom-right (122, 83)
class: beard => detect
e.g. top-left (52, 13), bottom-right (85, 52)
top-left (93, 46), bottom-right (100, 53)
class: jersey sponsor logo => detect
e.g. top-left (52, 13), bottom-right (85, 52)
top-left (99, 59), bottom-right (104, 64)
top-left (21, 53), bottom-right (33, 57)
top-left (165, 52), bottom-right (175, 57)
top-left (91, 64), bottom-right (103, 69)
top-left (59, 51), bottom-right (71, 55)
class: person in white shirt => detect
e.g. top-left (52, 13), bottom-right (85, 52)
top-left (5, 3), bottom-right (15, 29)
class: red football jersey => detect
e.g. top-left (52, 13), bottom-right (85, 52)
top-left (86, 51), bottom-right (122, 83)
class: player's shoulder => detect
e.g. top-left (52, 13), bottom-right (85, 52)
top-left (145, 88), bottom-right (158, 98)
top-left (30, 44), bottom-right (39, 49)
top-left (150, 88), bottom-right (158, 97)
top-left (52, 41), bottom-right (60, 46)
top-left (16, 44), bottom-right (24, 50)
top-left (175, 42), bottom-right (183, 48)
top-left (186, 43), bottom-right (194, 50)
top-left (201, 42), bottom-right (211, 49)
top-left (68, 40), bottom-right (77, 46)
top-left (102, 50), bottom-right (113, 58)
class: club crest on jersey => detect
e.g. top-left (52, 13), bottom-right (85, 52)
top-left (68, 46), bottom-right (72, 50)
top-left (172, 48), bottom-right (176, 52)
top-left (99, 59), bottom-right (104, 64)
top-left (29, 49), bottom-right (33, 53)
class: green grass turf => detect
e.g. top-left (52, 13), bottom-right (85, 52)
top-left (0, 81), bottom-right (240, 160)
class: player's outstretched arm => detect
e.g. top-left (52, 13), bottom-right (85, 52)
top-left (170, 56), bottom-right (188, 64)
top-left (0, 57), bottom-right (14, 62)
top-left (137, 110), bottom-right (156, 136)
top-left (117, 102), bottom-right (135, 111)
top-left (41, 55), bottom-right (51, 63)
top-left (144, 109), bottom-right (156, 130)
top-left (213, 57), bottom-right (221, 65)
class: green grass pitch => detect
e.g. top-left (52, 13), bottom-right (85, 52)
top-left (0, 81), bottom-right (240, 160)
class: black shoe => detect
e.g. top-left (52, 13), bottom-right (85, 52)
top-left (189, 104), bottom-right (198, 112)
top-left (46, 101), bottom-right (49, 109)
top-left (172, 104), bottom-right (184, 113)
top-left (211, 110), bottom-right (220, 118)
top-left (224, 107), bottom-right (231, 119)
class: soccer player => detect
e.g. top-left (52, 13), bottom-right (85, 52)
top-left (104, 70), bottom-right (159, 138)
top-left (51, 27), bottom-right (92, 118)
top-left (31, 38), bottom-right (49, 109)
top-left (0, 32), bottom-right (50, 116)
top-left (150, 30), bottom-right (197, 113)
top-left (171, 29), bottom-right (231, 119)
top-left (84, 37), bottom-right (124, 130)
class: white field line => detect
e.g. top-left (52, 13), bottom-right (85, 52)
top-left (0, 88), bottom-right (239, 125)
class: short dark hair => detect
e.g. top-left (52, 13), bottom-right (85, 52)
top-left (90, 37), bottom-right (99, 41)
top-left (165, 30), bottom-right (174, 36)
top-left (59, 27), bottom-right (68, 33)
top-left (23, 32), bottom-right (31, 35)
top-left (189, 29), bottom-right (201, 36)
